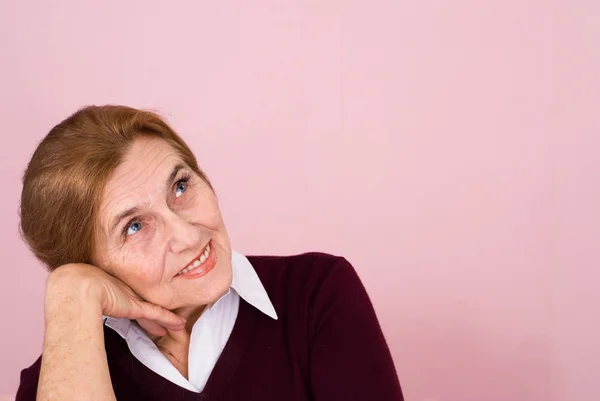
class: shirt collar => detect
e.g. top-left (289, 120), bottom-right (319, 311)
top-left (229, 250), bottom-right (278, 320)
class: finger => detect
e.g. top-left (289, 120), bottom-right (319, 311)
top-left (136, 318), bottom-right (167, 337)
top-left (136, 301), bottom-right (186, 330)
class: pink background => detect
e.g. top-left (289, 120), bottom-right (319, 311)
top-left (1, 1), bottom-right (599, 400)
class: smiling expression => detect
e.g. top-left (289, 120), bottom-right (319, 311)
top-left (92, 136), bottom-right (232, 313)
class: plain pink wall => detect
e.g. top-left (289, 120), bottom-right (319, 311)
top-left (1, 1), bottom-right (599, 400)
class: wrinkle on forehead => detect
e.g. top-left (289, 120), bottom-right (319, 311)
top-left (97, 138), bottom-right (183, 235)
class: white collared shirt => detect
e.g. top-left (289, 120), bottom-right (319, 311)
top-left (104, 250), bottom-right (278, 392)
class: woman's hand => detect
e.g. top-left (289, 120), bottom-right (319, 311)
top-left (47, 263), bottom-right (186, 336)
top-left (34, 263), bottom-right (184, 401)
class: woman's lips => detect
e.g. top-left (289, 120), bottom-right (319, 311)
top-left (176, 241), bottom-right (217, 279)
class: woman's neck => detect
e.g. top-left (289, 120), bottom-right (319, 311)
top-left (155, 329), bottom-right (192, 378)
top-left (174, 303), bottom-right (207, 333)
top-left (139, 304), bottom-right (207, 379)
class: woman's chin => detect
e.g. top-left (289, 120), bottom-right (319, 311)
top-left (170, 268), bottom-right (232, 310)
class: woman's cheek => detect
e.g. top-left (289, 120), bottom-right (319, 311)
top-left (119, 247), bottom-right (164, 290)
top-left (118, 227), bottom-right (156, 268)
top-left (196, 197), bottom-right (225, 228)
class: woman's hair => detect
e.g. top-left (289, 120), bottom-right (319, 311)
top-left (20, 105), bottom-right (212, 271)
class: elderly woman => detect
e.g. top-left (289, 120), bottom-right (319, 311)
top-left (16, 105), bottom-right (403, 401)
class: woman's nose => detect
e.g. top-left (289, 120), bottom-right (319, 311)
top-left (166, 211), bottom-right (201, 254)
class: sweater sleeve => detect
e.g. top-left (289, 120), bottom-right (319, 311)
top-left (308, 257), bottom-right (403, 401)
top-left (15, 356), bottom-right (41, 401)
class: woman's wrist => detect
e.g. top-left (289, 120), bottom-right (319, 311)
top-left (45, 264), bottom-right (105, 319)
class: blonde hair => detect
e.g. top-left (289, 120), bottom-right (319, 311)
top-left (20, 105), bottom-right (212, 271)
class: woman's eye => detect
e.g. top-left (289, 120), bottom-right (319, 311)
top-left (125, 221), bottom-right (143, 236)
top-left (175, 181), bottom-right (188, 197)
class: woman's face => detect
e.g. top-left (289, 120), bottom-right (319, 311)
top-left (93, 136), bottom-right (232, 313)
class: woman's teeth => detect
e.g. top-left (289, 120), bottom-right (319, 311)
top-left (178, 243), bottom-right (211, 275)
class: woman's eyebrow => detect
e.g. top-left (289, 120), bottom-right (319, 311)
top-left (165, 163), bottom-right (185, 193)
top-left (109, 163), bottom-right (186, 235)
top-left (110, 207), bottom-right (140, 235)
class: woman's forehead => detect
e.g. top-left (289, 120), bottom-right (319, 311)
top-left (99, 138), bottom-right (185, 218)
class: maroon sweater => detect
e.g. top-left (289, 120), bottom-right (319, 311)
top-left (16, 253), bottom-right (403, 400)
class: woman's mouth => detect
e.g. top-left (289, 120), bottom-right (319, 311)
top-left (176, 241), bottom-right (217, 278)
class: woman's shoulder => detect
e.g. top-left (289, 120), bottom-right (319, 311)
top-left (15, 355), bottom-right (42, 400)
top-left (247, 252), bottom-right (363, 306)
top-left (247, 251), bottom-right (347, 266)
top-left (248, 251), bottom-right (354, 281)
